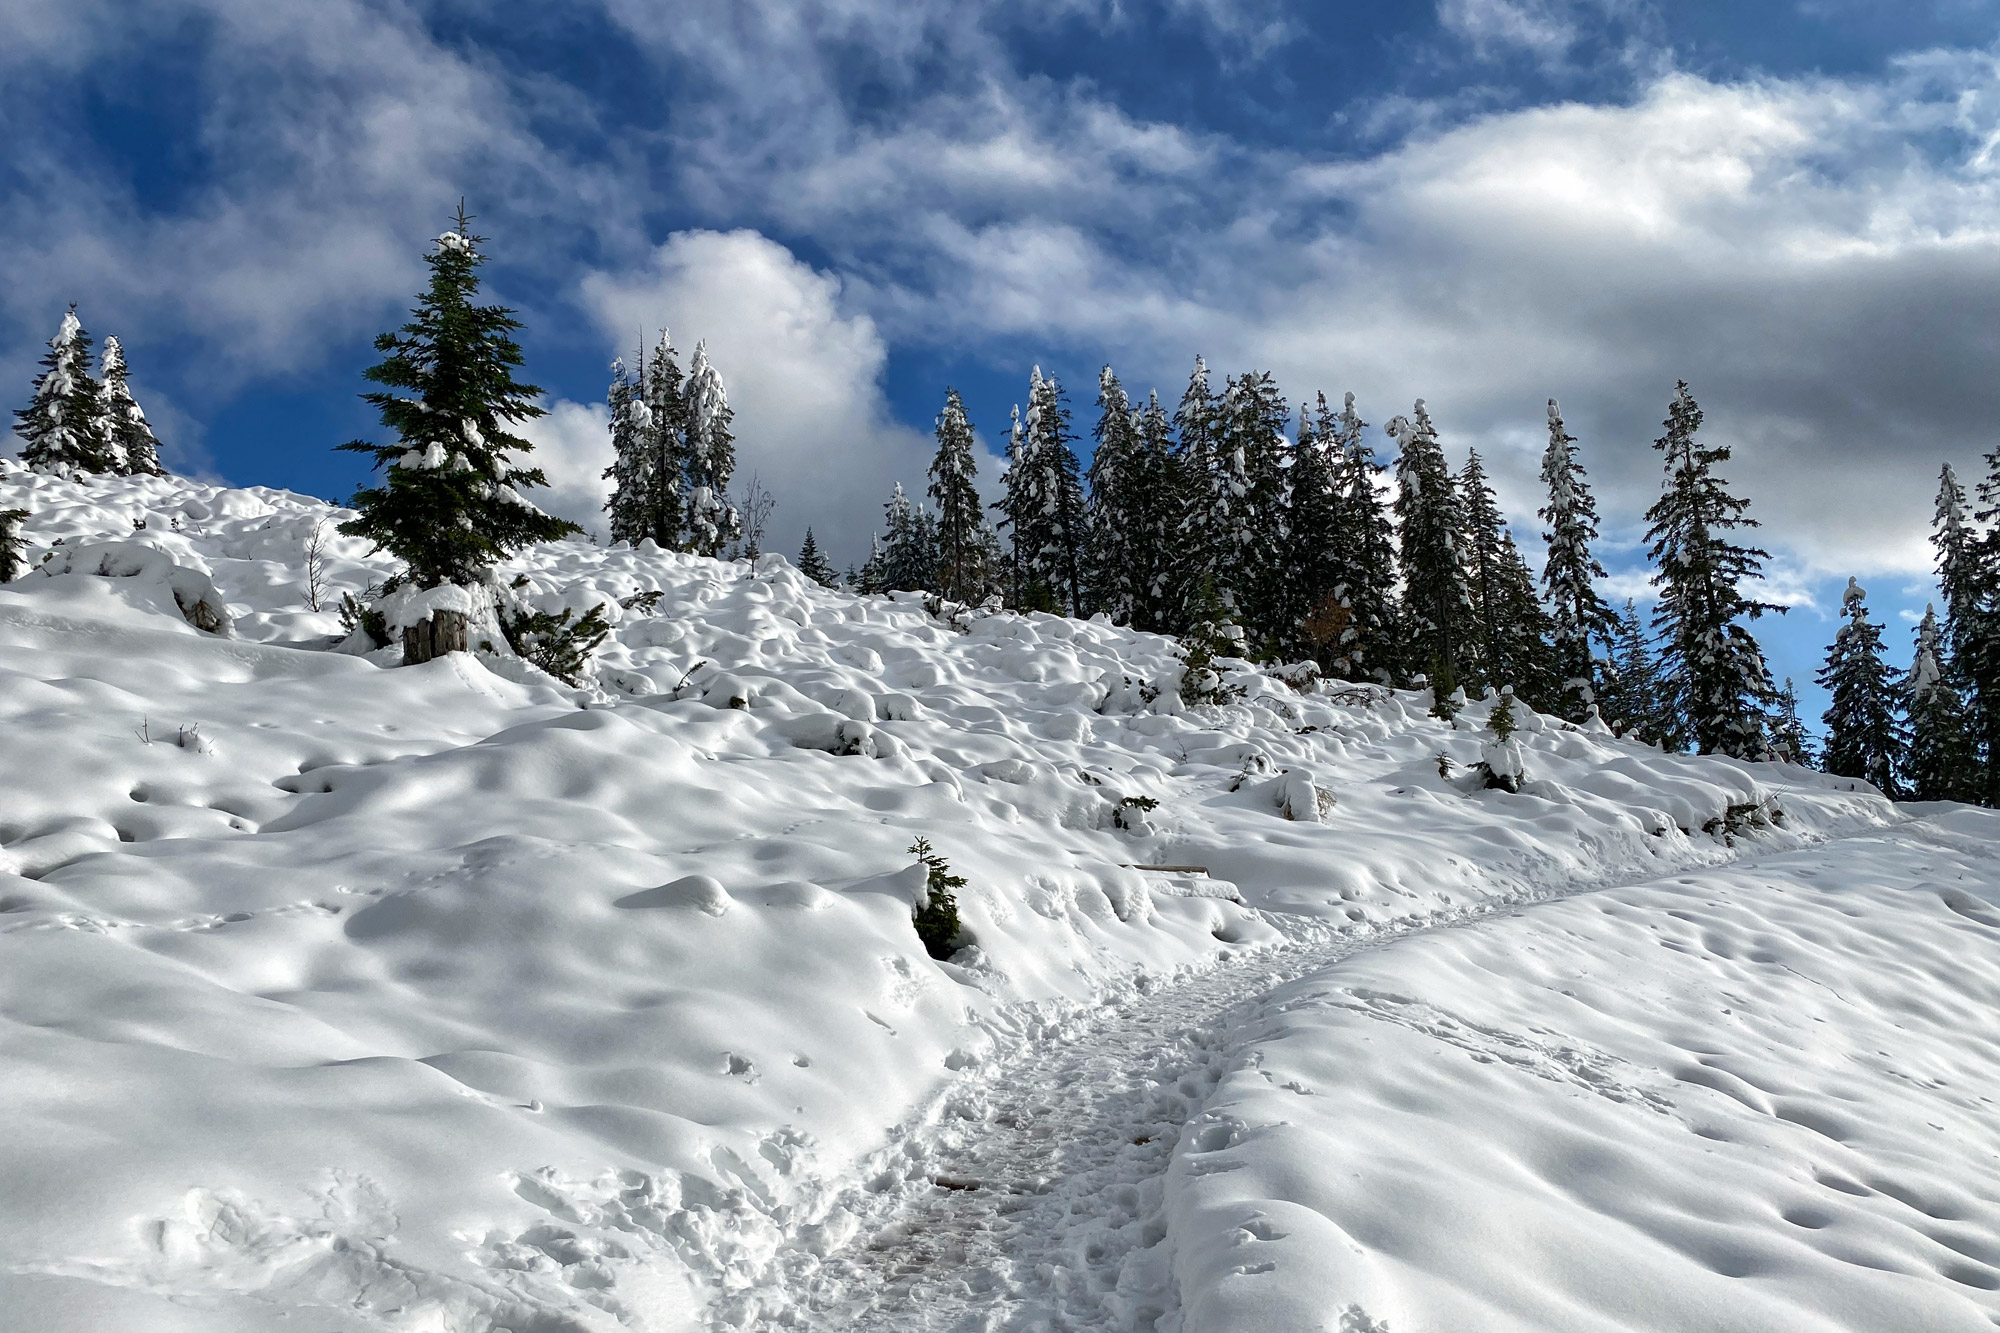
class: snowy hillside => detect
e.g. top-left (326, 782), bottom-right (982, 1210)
top-left (3, 464), bottom-right (1996, 1332)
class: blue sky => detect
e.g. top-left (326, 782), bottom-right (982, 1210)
top-left (8, 0), bottom-right (2000, 723)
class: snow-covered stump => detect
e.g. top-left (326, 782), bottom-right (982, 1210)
top-left (402, 609), bottom-right (469, 665)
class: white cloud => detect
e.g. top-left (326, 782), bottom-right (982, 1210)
top-left (518, 399), bottom-right (615, 541)
top-left (1437, 0), bottom-right (1578, 62)
top-left (578, 230), bottom-right (959, 565)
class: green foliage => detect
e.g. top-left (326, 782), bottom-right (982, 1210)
top-left (908, 835), bottom-right (965, 961)
top-left (1428, 657), bottom-right (1463, 725)
top-left (797, 528), bottom-right (838, 587)
top-left (338, 589), bottom-right (389, 648)
top-left (339, 206), bottom-right (579, 589)
top-left (499, 580), bottom-right (612, 685)
top-left (0, 508), bottom-right (28, 583)
top-left (1179, 574), bottom-right (1244, 706)
top-left (1488, 687), bottom-right (1518, 742)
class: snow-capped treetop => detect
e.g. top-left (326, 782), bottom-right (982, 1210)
top-left (14, 305), bottom-right (113, 478)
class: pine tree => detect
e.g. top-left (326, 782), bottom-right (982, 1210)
top-left (995, 367), bottom-right (1085, 614)
top-left (1961, 448), bottom-right (2000, 805)
top-left (1130, 389), bottom-right (1184, 633)
top-left (797, 528), bottom-right (837, 587)
top-left (1643, 381), bottom-right (1781, 757)
top-left (1903, 605), bottom-right (1975, 801)
top-left (927, 388), bottom-right (990, 603)
top-left (879, 482), bottom-right (937, 593)
top-left (95, 336), bottom-right (166, 476)
top-left (15, 306), bottom-right (111, 476)
top-left (1818, 577), bottom-right (1903, 795)
top-left (1390, 400), bottom-right (1475, 695)
top-left (1171, 356), bottom-right (1222, 622)
top-left (1538, 399), bottom-right (1612, 719)
top-left (338, 208), bottom-right (577, 590)
top-left (1458, 449), bottom-right (1508, 691)
top-left (1286, 394), bottom-right (1344, 663)
top-left (1770, 678), bottom-right (1816, 768)
top-left (1600, 599), bottom-right (1669, 745)
top-left (1489, 531), bottom-right (1560, 707)
top-left (642, 330), bottom-right (689, 550)
top-left (855, 537), bottom-right (887, 595)
top-left (0, 507), bottom-right (29, 583)
top-left (601, 358), bottom-right (657, 546)
top-left (1086, 367), bottom-right (1145, 624)
top-left (1217, 370), bottom-right (1291, 650)
top-left (682, 341), bottom-right (738, 558)
top-left (1327, 393), bottom-right (1399, 682)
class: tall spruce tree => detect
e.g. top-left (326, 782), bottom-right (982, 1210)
top-left (879, 483), bottom-right (937, 593)
top-left (1489, 531), bottom-right (1560, 708)
top-left (1390, 400), bottom-right (1475, 697)
top-left (1172, 356), bottom-right (1222, 619)
top-left (1600, 599), bottom-right (1669, 744)
top-left (682, 341), bottom-right (738, 557)
top-left (96, 336), bottom-right (166, 476)
top-left (641, 330), bottom-right (689, 550)
top-left (1218, 370), bottom-right (1292, 650)
top-left (1086, 367), bottom-right (1145, 624)
top-left (1538, 398), bottom-right (1612, 718)
top-left (1963, 447), bottom-right (2000, 804)
top-left (1770, 678), bottom-right (1816, 768)
top-left (1131, 389), bottom-right (1184, 633)
top-left (15, 307), bottom-right (111, 476)
top-left (1286, 393), bottom-right (1344, 663)
top-left (1904, 604), bottom-right (1975, 801)
top-left (996, 368), bottom-right (1086, 613)
top-left (601, 358), bottom-right (657, 546)
top-left (797, 528), bottom-right (837, 587)
top-left (1328, 392), bottom-right (1399, 682)
top-left (1818, 577), bottom-right (1903, 795)
top-left (339, 210), bottom-right (577, 590)
top-left (927, 388), bottom-right (990, 603)
top-left (1458, 449), bottom-right (1511, 691)
top-left (1643, 381), bottom-right (1781, 757)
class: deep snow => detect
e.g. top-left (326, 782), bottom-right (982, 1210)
top-left (0, 462), bottom-right (1988, 1332)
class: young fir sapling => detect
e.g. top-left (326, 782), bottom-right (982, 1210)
top-left (908, 836), bottom-right (964, 960)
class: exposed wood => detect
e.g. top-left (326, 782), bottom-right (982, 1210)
top-left (402, 609), bottom-right (469, 665)
top-left (1121, 864), bottom-right (1210, 875)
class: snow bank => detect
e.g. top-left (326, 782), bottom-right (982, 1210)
top-left (0, 467), bottom-right (1912, 1331)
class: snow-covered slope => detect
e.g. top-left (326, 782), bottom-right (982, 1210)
top-left (0, 464), bottom-right (1978, 1333)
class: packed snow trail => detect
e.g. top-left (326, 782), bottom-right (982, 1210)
top-left (724, 822), bottom-right (1903, 1332)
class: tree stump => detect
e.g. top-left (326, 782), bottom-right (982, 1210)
top-left (403, 609), bottom-right (469, 665)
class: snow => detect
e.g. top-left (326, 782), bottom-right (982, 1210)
top-left (0, 465), bottom-right (1993, 1332)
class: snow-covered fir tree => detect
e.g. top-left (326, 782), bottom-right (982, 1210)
top-left (1903, 604), bottom-right (1975, 802)
top-left (0, 507), bottom-right (28, 583)
top-left (1286, 394), bottom-right (1344, 664)
top-left (1817, 577), bottom-right (1903, 795)
top-left (1457, 449), bottom-right (1510, 692)
top-left (927, 388), bottom-right (991, 603)
top-left (681, 341), bottom-right (738, 558)
top-left (1769, 678), bottom-right (1816, 768)
top-left (640, 330), bottom-right (689, 550)
top-left (995, 368), bottom-right (1086, 614)
top-left (854, 536), bottom-right (887, 594)
top-left (1327, 393), bottom-right (1399, 682)
top-left (1085, 367), bottom-right (1146, 625)
top-left (1643, 381), bottom-right (1780, 758)
top-left (1171, 356), bottom-right (1222, 619)
top-left (1390, 400), bottom-right (1476, 698)
top-left (1217, 370), bottom-right (1291, 651)
top-left (601, 358), bottom-right (657, 546)
top-left (1130, 389), bottom-right (1184, 633)
top-left (797, 528), bottom-right (837, 587)
top-left (339, 211), bottom-right (578, 591)
top-left (1538, 399), bottom-right (1612, 719)
top-left (1600, 599), bottom-right (1669, 745)
top-left (1962, 447), bottom-right (2000, 804)
top-left (14, 307), bottom-right (112, 476)
top-left (878, 482), bottom-right (937, 593)
top-left (95, 336), bottom-right (166, 476)
top-left (1489, 531), bottom-right (1560, 708)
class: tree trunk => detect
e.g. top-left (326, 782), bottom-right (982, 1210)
top-left (403, 609), bottom-right (469, 665)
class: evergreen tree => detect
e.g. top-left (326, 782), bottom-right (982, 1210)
top-left (1818, 577), bottom-right (1903, 795)
top-left (1600, 599), bottom-right (1669, 745)
top-left (1934, 462), bottom-right (1979, 674)
top-left (1488, 531), bottom-right (1560, 707)
top-left (1085, 367), bottom-right (1145, 624)
top-left (339, 209), bottom-right (577, 590)
top-left (879, 482), bottom-right (937, 592)
top-left (1458, 449), bottom-right (1508, 691)
top-left (1538, 398), bottom-right (1612, 719)
top-left (1390, 400), bottom-right (1475, 695)
top-left (1770, 678), bottom-right (1816, 768)
top-left (1286, 393), bottom-right (1344, 663)
top-left (641, 330), bottom-right (689, 550)
top-left (1130, 389), bottom-right (1183, 633)
top-left (15, 306), bottom-right (111, 475)
top-left (1643, 382), bottom-right (1780, 757)
top-left (1903, 604), bottom-right (1975, 801)
top-left (995, 368), bottom-right (1085, 613)
top-left (1962, 447), bottom-right (2000, 804)
top-left (1171, 356), bottom-right (1223, 620)
top-left (682, 341), bottom-right (738, 558)
top-left (601, 358), bottom-right (656, 546)
top-left (927, 388), bottom-right (990, 603)
top-left (1327, 392), bottom-right (1399, 682)
top-left (1217, 370), bottom-right (1291, 649)
top-left (855, 536), bottom-right (887, 595)
top-left (0, 507), bottom-right (28, 583)
top-left (797, 528), bottom-right (837, 587)
top-left (96, 336), bottom-right (166, 476)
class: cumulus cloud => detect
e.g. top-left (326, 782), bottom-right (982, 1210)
top-left (578, 230), bottom-right (959, 565)
top-left (518, 399), bottom-right (615, 541)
